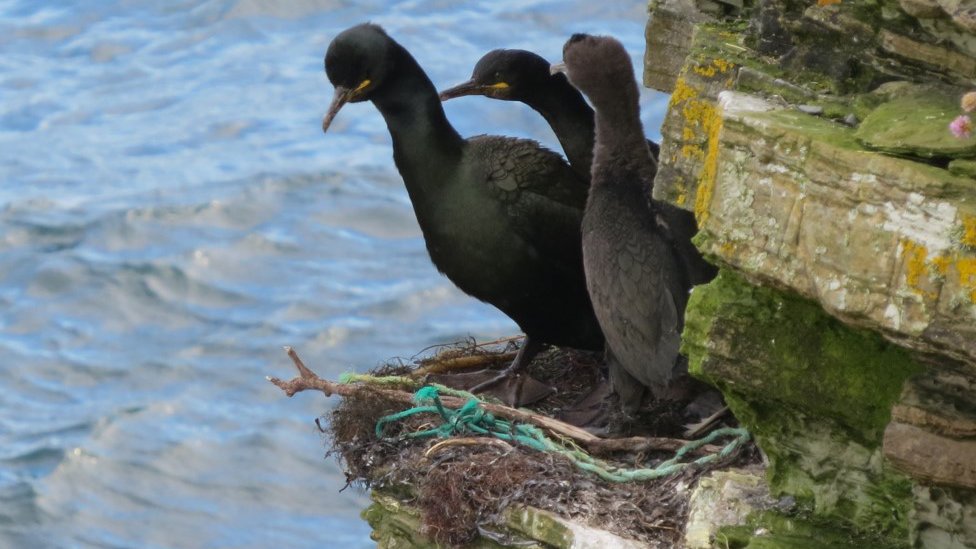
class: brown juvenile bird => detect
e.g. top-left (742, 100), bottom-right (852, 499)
top-left (321, 24), bottom-right (604, 405)
top-left (556, 33), bottom-right (692, 414)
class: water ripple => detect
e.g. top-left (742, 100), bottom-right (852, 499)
top-left (0, 1), bottom-right (663, 547)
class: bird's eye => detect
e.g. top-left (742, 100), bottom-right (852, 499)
top-left (494, 71), bottom-right (502, 82)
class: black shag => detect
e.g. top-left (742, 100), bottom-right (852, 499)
top-left (440, 48), bottom-right (715, 287)
top-left (321, 24), bottom-right (603, 404)
top-left (557, 33), bottom-right (691, 413)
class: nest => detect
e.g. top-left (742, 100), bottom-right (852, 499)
top-left (310, 339), bottom-right (760, 547)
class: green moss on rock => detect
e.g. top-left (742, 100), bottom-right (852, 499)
top-left (949, 159), bottom-right (976, 179)
top-left (682, 270), bottom-right (923, 545)
top-left (684, 270), bottom-right (922, 441)
top-left (715, 511), bottom-right (900, 549)
top-left (855, 85), bottom-right (976, 159)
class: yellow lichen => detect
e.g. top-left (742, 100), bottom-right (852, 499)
top-left (692, 58), bottom-right (735, 79)
top-left (694, 104), bottom-right (723, 227)
top-left (932, 255), bottom-right (952, 278)
top-left (899, 240), bottom-right (976, 303)
top-left (961, 215), bottom-right (976, 250)
top-left (956, 257), bottom-right (976, 303)
top-left (668, 76), bottom-right (699, 108)
top-left (681, 143), bottom-right (705, 161)
top-left (670, 77), bottom-right (717, 164)
top-left (713, 58), bottom-right (734, 74)
top-left (901, 239), bottom-right (937, 300)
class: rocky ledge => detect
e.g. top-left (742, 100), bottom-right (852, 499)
top-left (647, 1), bottom-right (976, 547)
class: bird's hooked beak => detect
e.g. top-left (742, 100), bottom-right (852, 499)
top-left (549, 62), bottom-right (567, 76)
top-left (438, 80), bottom-right (509, 101)
top-left (322, 79), bottom-right (371, 134)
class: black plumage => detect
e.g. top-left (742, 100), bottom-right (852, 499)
top-left (558, 33), bottom-right (692, 413)
top-left (321, 24), bottom-right (603, 404)
top-left (440, 48), bottom-right (715, 287)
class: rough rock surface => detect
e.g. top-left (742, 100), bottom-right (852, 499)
top-left (646, 0), bottom-right (976, 547)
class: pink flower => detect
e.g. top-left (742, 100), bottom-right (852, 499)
top-left (950, 115), bottom-right (972, 139)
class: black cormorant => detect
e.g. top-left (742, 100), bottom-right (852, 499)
top-left (321, 24), bottom-right (604, 405)
top-left (440, 48), bottom-right (715, 287)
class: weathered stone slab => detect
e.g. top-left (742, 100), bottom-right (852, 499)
top-left (694, 90), bottom-right (976, 368)
top-left (883, 422), bottom-right (976, 490)
top-left (644, 0), bottom-right (720, 92)
top-left (878, 29), bottom-right (976, 84)
top-left (892, 367), bottom-right (976, 439)
top-left (856, 84), bottom-right (976, 159)
top-left (684, 468), bottom-right (778, 549)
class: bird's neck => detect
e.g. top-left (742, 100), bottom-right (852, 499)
top-left (370, 46), bottom-right (465, 195)
top-left (591, 92), bottom-right (654, 190)
top-left (526, 78), bottom-right (596, 180)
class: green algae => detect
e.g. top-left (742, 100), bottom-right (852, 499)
top-left (949, 159), bottom-right (976, 179)
top-left (683, 270), bottom-right (921, 439)
top-left (682, 270), bottom-right (922, 544)
top-left (715, 510), bottom-right (900, 549)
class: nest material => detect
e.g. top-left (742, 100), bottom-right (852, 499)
top-left (321, 340), bottom-right (759, 547)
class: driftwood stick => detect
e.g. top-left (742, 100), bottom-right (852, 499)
top-left (683, 405), bottom-right (732, 439)
top-left (412, 351), bottom-right (518, 376)
top-left (268, 347), bottom-right (715, 457)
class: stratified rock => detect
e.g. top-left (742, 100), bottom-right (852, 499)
top-left (878, 29), bottom-right (976, 81)
top-left (645, 1), bottom-right (976, 546)
top-left (696, 90), bottom-right (976, 366)
top-left (883, 422), bottom-right (976, 489)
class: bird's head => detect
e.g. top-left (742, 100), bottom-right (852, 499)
top-left (553, 33), bottom-right (634, 108)
top-left (322, 23), bottom-right (395, 133)
top-left (439, 49), bottom-right (551, 102)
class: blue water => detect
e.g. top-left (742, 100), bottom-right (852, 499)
top-left (0, 1), bottom-right (667, 547)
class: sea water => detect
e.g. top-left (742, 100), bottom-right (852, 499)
top-left (0, 1), bottom-right (667, 546)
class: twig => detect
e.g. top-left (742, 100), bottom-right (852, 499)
top-left (268, 347), bottom-right (716, 457)
top-left (269, 347), bottom-right (597, 443)
top-left (683, 405), bottom-right (731, 439)
top-left (412, 351), bottom-right (517, 376)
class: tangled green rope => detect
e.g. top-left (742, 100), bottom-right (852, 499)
top-left (374, 386), bottom-right (750, 483)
